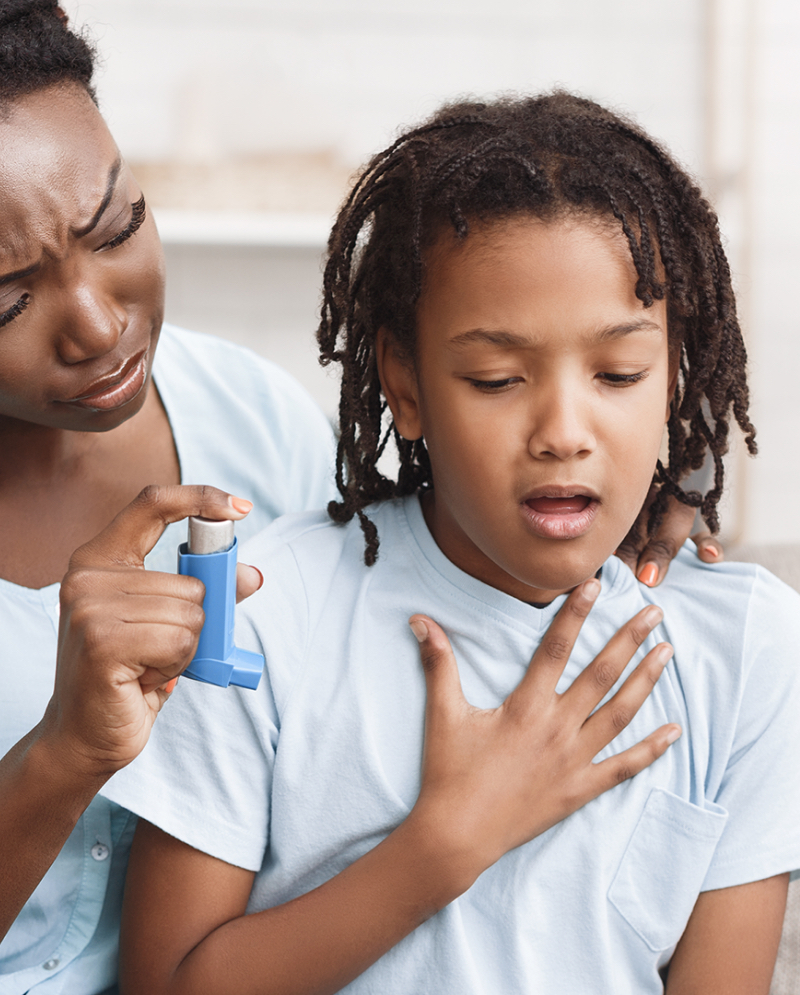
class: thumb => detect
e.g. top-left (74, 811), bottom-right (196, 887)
top-left (236, 562), bottom-right (264, 603)
top-left (410, 614), bottom-right (465, 722)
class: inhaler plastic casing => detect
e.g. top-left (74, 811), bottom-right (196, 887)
top-left (177, 517), bottom-right (264, 690)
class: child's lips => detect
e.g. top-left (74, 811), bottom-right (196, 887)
top-left (521, 492), bottom-right (600, 539)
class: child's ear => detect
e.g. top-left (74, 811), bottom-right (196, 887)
top-left (376, 328), bottom-right (423, 440)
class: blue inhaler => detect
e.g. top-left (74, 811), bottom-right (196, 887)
top-left (177, 517), bottom-right (264, 690)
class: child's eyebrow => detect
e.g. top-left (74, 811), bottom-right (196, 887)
top-left (449, 320), bottom-right (663, 350)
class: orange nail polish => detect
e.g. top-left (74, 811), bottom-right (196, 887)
top-left (704, 545), bottom-right (719, 558)
top-left (638, 562), bottom-right (659, 587)
top-left (164, 677), bottom-right (178, 693)
top-left (229, 496), bottom-right (253, 514)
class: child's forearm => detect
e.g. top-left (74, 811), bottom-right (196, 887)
top-left (121, 810), bottom-right (480, 995)
top-left (0, 716), bottom-right (108, 942)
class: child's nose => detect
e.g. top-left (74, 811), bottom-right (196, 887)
top-left (527, 391), bottom-right (596, 461)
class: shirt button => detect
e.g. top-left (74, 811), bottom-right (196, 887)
top-left (91, 842), bottom-right (110, 861)
top-left (43, 958), bottom-right (60, 970)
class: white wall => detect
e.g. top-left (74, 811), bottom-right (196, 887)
top-left (64, 0), bottom-right (800, 544)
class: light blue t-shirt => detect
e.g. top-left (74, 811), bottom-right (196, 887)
top-left (0, 325), bottom-right (335, 995)
top-left (105, 495), bottom-right (800, 994)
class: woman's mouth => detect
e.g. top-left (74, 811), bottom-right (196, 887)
top-left (61, 351), bottom-right (149, 411)
top-left (521, 492), bottom-right (599, 539)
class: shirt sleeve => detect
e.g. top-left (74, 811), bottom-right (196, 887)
top-left (702, 567), bottom-right (800, 890)
top-left (101, 534), bottom-right (309, 872)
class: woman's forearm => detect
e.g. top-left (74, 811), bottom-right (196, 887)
top-left (0, 713), bottom-right (108, 941)
top-left (121, 810), bottom-right (479, 995)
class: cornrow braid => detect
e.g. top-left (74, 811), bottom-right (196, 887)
top-left (318, 91), bottom-right (757, 564)
top-left (0, 0), bottom-right (96, 105)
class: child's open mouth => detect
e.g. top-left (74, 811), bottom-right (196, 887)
top-left (521, 491), bottom-right (599, 539)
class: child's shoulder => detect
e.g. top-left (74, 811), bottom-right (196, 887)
top-left (649, 542), bottom-right (800, 685)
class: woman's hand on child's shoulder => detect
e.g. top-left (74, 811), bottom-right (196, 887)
top-left (42, 484), bottom-right (259, 787)
top-left (616, 490), bottom-right (725, 588)
top-left (406, 581), bottom-right (680, 886)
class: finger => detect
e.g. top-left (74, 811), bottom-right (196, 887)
top-left (632, 496), bottom-right (696, 587)
top-left (691, 530), bottom-right (724, 564)
top-left (61, 567), bottom-right (207, 608)
top-left (581, 642), bottom-right (674, 753)
top-left (97, 622), bottom-right (202, 679)
top-left (69, 484), bottom-right (253, 571)
top-left (512, 579), bottom-right (601, 705)
top-left (615, 485), bottom-right (657, 570)
top-left (68, 594), bottom-right (206, 630)
top-left (565, 605), bottom-right (663, 714)
top-left (236, 563), bottom-right (264, 604)
top-left (589, 724), bottom-right (682, 794)
top-left (410, 615), bottom-right (467, 725)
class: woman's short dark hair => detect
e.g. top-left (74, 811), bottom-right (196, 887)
top-left (0, 0), bottom-right (96, 105)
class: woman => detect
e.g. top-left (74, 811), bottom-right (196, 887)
top-left (0, 3), bottom-right (720, 993)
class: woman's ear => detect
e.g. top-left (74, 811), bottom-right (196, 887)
top-left (376, 328), bottom-right (423, 440)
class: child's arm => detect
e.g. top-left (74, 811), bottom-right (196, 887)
top-left (664, 874), bottom-right (789, 994)
top-left (120, 582), bottom-right (679, 995)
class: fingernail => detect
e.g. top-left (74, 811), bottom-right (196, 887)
top-left (243, 564), bottom-right (263, 591)
top-left (657, 643), bottom-right (674, 666)
top-left (409, 619), bottom-right (428, 643)
top-left (229, 496), bottom-right (253, 514)
top-left (704, 544), bottom-right (719, 559)
top-left (164, 677), bottom-right (178, 693)
top-left (583, 578), bottom-right (601, 601)
top-left (666, 725), bottom-right (682, 744)
top-left (637, 562), bottom-right (659, 587)
top-left (645, 606), bottom-right (664, 628)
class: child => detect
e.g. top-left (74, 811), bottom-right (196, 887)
top-left (106, 93), bottom-right (800, 994)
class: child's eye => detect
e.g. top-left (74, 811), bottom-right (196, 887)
top-left (467, 377), bottom-right (522, 392)
top-left (597, 371), bottom-right (648, 387)
top-left (0, 293), bottom-right (31, 330)
top-left (99, 195), bottom-right (147, 251)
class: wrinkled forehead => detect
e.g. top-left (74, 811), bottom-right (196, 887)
top-left (0, 83), bottom-right (118, 262)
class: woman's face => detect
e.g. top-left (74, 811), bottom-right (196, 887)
top-left (0, 83), bottom-right (165, 433)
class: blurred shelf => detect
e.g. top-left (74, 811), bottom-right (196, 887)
top-left (152, 209), bottom-right (332, 248)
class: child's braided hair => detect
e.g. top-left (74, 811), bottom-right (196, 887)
top-left (318, 91), bottom-right (757, 565)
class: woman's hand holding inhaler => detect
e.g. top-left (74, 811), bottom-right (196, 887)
top-left (48, 484), bottom-right (262, 783)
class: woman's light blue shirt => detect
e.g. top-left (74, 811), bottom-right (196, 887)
top-left (0, 325), bottom-right (335, 994)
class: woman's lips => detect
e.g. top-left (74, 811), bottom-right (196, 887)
top-left (61, 351), bottom-right (148, 411)
top-left (521, 494), bottom-right (599, 539)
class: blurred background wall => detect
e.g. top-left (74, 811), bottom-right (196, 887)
top-left (65, 0), bottom-right (799, 545)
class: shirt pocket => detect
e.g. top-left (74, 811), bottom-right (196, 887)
top-left (608, 787), bottom-right (728, 952)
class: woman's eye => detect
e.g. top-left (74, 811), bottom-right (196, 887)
top-left (597, 371), bottom-right (648, 387)
top-left (0, 293), bottom-right (30, 330)
top-left (100, 195), bottom-right (147, 251)
top-left (467, 377), bottom-right (521, 392)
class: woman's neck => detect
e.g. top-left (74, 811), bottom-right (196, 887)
top-left (0, 385), bottom-right (179, 589)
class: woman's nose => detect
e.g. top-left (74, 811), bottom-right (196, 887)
top-left (527, 390), bottom-right (596, 461)
top-left (55, 275), bottom-right (127, 364)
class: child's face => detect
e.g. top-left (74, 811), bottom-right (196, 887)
top-left (379, 215), bottom-right (675, 603)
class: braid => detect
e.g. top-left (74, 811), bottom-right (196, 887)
top-left (319, 91), bottom-right (757, 563)
top-left (0, 0), bottom-right (96, 105)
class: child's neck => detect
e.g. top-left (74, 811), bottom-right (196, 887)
top-left (419, 491), bottom-right (603, 605)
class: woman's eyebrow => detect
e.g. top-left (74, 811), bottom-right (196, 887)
top-left (72, 157), bottom-right (123, 238)
top-left (0, 261), bottom-right (40, 287)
